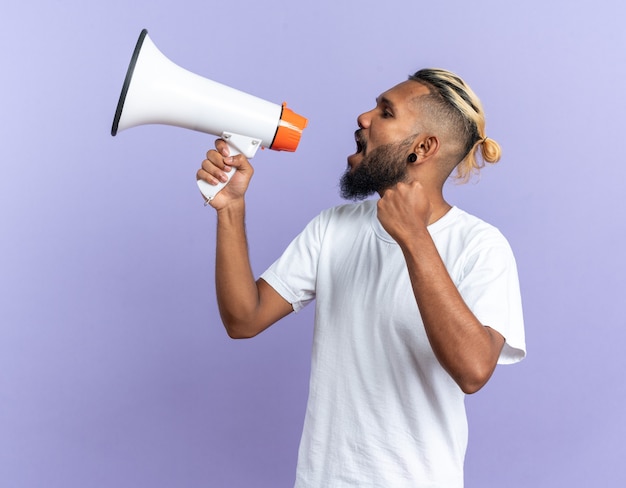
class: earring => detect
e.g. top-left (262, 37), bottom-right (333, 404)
top-left (407, 153), bottom-right (418, 163)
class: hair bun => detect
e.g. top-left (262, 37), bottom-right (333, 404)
top-left (481, 136), bottom-right (501, 164)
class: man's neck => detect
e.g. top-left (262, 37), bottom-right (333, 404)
top-left (428, 199), bottom-right (453, 225)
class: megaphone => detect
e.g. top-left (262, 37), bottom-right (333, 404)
top-left (112, 29), bottom-right (308, 201)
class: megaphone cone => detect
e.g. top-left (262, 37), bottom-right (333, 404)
top-left (112, 29), bottom-right (307, 201)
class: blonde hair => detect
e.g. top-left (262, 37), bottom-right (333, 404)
top-left (409, 68), bottom-right (501, 183)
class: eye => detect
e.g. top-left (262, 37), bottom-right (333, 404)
top-left (381, 108), bottom-right (393, 118)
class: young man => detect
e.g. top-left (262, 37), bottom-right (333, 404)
top-left (197, 68), bottom-right (526, 487)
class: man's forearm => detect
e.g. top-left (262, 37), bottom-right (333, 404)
top-left (399, 227), bottom-right (504, 394)
top-left (214, 200), bottom-right (262, 337)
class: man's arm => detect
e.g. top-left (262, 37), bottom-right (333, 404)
top-left (198, 140), bottom-right (293, 339)
top-left (377, 181), bottom-right (505, 394)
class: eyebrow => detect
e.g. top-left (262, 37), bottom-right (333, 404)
top-left (376, 95), bottom-right (396, 109)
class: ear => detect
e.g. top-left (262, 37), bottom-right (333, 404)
top-left (413, 135), bottom-right (440, 162)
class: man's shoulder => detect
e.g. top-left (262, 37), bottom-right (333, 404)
top-left (438, 207), bottom-right (511, 250)
top-left (444, 206), bottom-right (500, 232)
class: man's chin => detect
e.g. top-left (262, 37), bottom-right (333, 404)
top-left (347, 152), bottom-right (363, 168)
top-left (339, 171), bottom-right (377, 201)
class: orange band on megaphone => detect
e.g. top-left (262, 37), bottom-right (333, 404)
top-left (270, 103), bottom-right (308, 152)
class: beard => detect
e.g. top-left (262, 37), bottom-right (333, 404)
top-left (340, 135), bottom-right (415, 201)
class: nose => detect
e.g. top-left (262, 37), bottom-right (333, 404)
top-left (357, 108), bottom-right (373, 129)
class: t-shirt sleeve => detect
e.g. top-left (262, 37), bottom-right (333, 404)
top-left (457, 232), bottom-right (526, 364)
top-left (260, 213), bottom-right (324, 313)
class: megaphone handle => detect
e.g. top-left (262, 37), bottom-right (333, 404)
top-left (197, 132), bottom-right (262, 203)
top-left (197, 144), bottom-right (240, 203)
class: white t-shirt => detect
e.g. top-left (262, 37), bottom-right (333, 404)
top-left (261, 200), bottom-right (526, 488)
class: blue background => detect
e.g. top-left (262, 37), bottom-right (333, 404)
top-left (2, 0), bottom-right (625, 486)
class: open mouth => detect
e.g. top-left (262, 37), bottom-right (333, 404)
top-left (348, 129), bottom-right (366, 167)
top-left (354, 130), bottom-right (366, 154)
